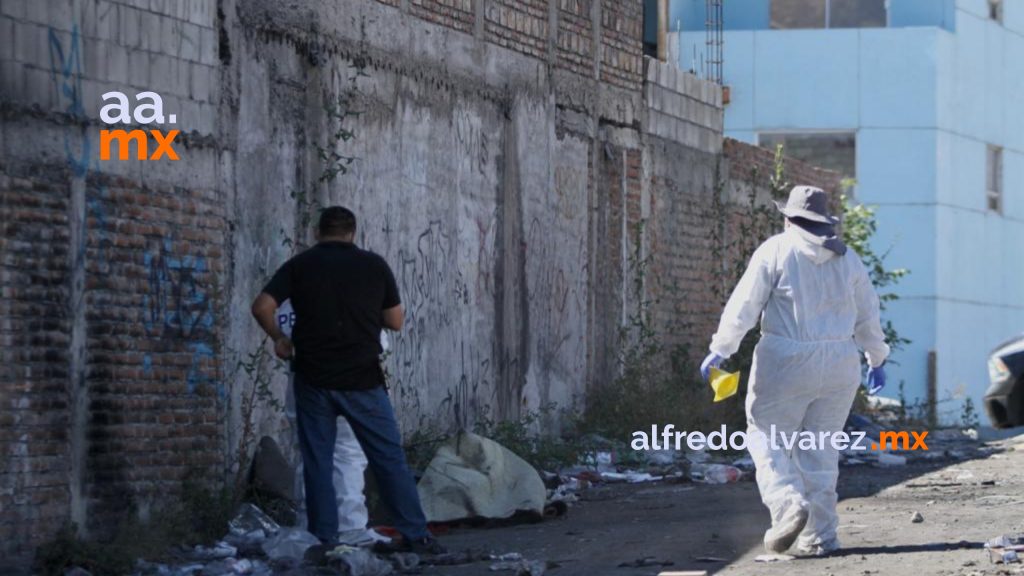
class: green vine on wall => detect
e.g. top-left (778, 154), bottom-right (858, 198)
top-left (234, 56), bottom-right (370, 494)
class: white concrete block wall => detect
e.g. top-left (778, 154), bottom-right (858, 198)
top-left (643, 56), bottom-right (724, 153)
top-left (0, 0), bottom-right (218, 137)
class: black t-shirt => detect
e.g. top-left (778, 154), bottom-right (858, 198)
top-left (262, 241), bottom-right (400, 390)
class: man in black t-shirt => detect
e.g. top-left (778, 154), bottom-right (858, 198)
top-left (251, 206), bottom-right (442, 554)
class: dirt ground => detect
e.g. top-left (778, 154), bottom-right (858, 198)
top-left (425, 433), bottom-right (1024, 576)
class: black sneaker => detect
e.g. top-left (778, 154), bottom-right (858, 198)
top-left (373, 536), bottom-right (446, 555)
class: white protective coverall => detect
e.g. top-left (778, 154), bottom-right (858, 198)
top-left (277, 300), bottom-right (372, 535)
top-left (709, 225), bottom-right (889, 549)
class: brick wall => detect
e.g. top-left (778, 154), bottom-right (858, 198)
top-left (485, 0), bottom-right (549, 58)
top-left (82, 173), bottom-right (225, 530)
top-left (723, 137), bottom-right (845, 207)
top-left (409, 0), bottom-right (476, 33)
top-left (0, 168), bottom-right (73, 560)
top-left (0, 0), bottom-right (224, 565)
top-left (599, 0), bottom-right (644, 91)
top-left (358, 0), bottom-right (645, 89)
top-left (556, 0), bottom-right (592, 76)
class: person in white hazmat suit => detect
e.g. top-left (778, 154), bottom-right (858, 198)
top-left (701, 186), bottom-right (889, 556)
top-left (276, 299), bottom-right (391, 546)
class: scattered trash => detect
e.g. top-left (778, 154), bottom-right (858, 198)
top-left (133, 561), bottom-right (206, 576)
top-left (986, 534), bottom-right (1024, 564)
top-left (910, 511), bottom-right (924, 523)
top-left (417, 431), bottom-right (546, 522)
top-left (690, 463), bottom-right (742, 484)
top-left (618, 557), bottom-right (674, 568)
top-left (260, 526), bottom-right (320, 561)
top-left (197, 557), bottom-right (268, 575)
top-left (421, 550), bottom-right (493, 566)
top-left (600, 471), bottom-right (663, 483)
top-left (986, 535), bottom-right (1024, 550)
top-left (731, 456), bottom-right (755, 471)
top-left (389, 552), bottom-right (420, 571)
top-left (754, 553), bottom-right (794, 562)
top-left (875, 452), bottom-right (907, 467)
top-left (488, 558), bottom-right (546, 575)
top-left (989, 548), bottom-right (1020, 564)
top-left (228, 503), bottom-right (280, 538)
top-left (188, 542), bottom-right (237, 560)
top-left (325, 545), bottom-right (394, 575)
top-left (594, 451), bottom-right (615, 472)
top-left (540, 471), bottom-right (561, 489)
top-left (547, 483), bottom-right (579, 505)
top-left (683, 448), bottom-right (711, 465)
top-left (644, 449), bottom-right (678, 466)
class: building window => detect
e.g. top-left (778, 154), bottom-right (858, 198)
top-left (770, 0), bottom-right (886, 29)
top-left (989, 0), bottom-right (1004, 23)
top-left (758, 132), bottom-right (857, 183)
top-left (642, 0), bottom-right (659, 58)
top-left (987, 145), bottom-right (1003, 214)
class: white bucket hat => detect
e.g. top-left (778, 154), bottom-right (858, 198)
top-left (775, 185), bottom-right (838, 225)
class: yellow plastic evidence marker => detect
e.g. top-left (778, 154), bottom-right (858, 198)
top-left (709, 367), bottom-right (740, 402)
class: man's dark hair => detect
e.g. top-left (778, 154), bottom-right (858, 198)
top-left (319, 206), bottom-right (357, 238)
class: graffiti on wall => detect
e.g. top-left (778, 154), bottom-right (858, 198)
top-left (143, 238), bottom-right (219, 395)
top-left (48, 25), bottom-right (89, 176)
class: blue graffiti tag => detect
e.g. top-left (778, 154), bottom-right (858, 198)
top-left (143, 238), bottom-right (220, 395)
top-left (47, 25), bottom-right (90, 177)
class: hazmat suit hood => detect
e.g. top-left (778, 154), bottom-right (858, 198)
top-left (786, 219), bottom-right (846, 263)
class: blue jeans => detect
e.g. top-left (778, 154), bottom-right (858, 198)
top-left (292, 375), bottom-right (429, 543)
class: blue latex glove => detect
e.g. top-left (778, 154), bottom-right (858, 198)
top-left (866, 363), bottom-right (886, 395)
top-left (700, 352), bottom-right (724, 382)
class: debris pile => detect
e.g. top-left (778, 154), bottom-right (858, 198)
top-left (541, 434), bottom-right (748, 508)
top-left (985, 534), bottom-right (1024, 564)
top-left (841, 413), bottom-right (987, 467)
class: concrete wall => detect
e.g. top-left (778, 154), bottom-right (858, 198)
top-left (679, 0), bottom-right (1024, 421)
top-left (0, 0), bottom-right (842, 567)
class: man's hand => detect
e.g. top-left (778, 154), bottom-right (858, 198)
top-left (274, 336), bottom-right (294, 360)
top-left (252, 292), bottom-right (291, 357)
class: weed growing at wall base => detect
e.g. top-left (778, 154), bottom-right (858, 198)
top-left (34, 474), bottom-right (234, 576)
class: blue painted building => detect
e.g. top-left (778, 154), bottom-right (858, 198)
top-left (674, 0), bottom-right (1024, 422)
